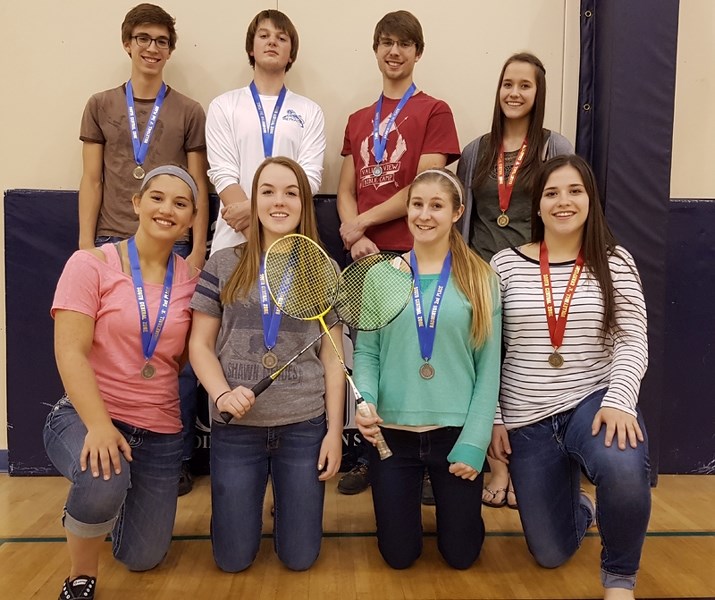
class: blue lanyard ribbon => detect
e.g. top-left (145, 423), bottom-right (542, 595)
top-left (410, 250), bottom-right (452, 362)
top-left (250, 81), bottom-right (287, 158)
top-left (258, 260), bottom-right (283, 351)
top-left (372, 83), bottom-right (416, 166)
top-left (126, 81), bottom-right (167, 167)
top-left (127, 237), bottom-right (174, 362)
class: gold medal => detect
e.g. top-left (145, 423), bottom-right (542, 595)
top-left (133, 165), bottom-right (145, 180)
top-left (548, 351), bottom-right (564, 368)
top-left (419, 363), bottom-right (435, 379)
top-left (262, 351), bottom-right (278, 370)
top-left (141, 362), bottom-right (156, 379)
top-left (497, 213), bottom-right (510, 227)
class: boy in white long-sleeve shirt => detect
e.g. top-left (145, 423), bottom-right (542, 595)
top-left (206, 9), bottom-right (326, 254)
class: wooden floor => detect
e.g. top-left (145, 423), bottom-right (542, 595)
top-left (0, 474), bottom-right (713, 599)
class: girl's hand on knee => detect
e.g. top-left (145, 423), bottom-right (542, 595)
top-left (81, 422), bottom-right (132, 480)
top-left (449, 462), bottom-right (479, 481)
top-left (591, 407), bottom-right (644, 450)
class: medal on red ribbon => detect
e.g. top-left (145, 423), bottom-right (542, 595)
top-left (496, 140), bottom-right (528, 227)
top-left (539, 242), bottom-right (584, 367)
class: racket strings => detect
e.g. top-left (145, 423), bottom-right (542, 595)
top-left (264, 235), bottom-right (339, 320)
top-left (336, 253), bottom-right (414, 331)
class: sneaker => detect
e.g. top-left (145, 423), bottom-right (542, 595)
top-left (337, 463), bottom-right (370, 495)
top-left (580, 489), bottom-right (597, 529)
top-left (178, 462), bottom-right (193, 497)
top-left (58, 575), bottom-right (96, 599)
top-left (421, 471), bottom-right (435, 506)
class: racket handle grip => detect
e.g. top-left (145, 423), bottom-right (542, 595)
top-left (252, 376), bottom-right (273, 398)
top-left (356, 401), bottom-right (393, 460)
top-left (219, 411), bottom-right (232, 424)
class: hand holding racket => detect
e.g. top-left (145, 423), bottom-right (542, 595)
top-left (220, 234), bottom-right (413, 460)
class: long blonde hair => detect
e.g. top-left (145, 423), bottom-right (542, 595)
top-left (409, 169), bottom-right (495, 347)
top-left (220, 157), bottom-right (321, 304)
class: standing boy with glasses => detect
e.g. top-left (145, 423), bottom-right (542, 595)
top-left (206, 9), bottom-right (325, 255)
top-left (336, 10), bottom-right (460, 498)
top-left (79, 3), bottom-right (208, 266)
top-left (78, 3), bottom-right (209, 502)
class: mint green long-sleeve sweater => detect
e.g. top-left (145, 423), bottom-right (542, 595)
top-left (353, 274), bottom-right (502, 471)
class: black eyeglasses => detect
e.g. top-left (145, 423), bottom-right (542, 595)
top-left (132, 34), bottom-right (171, 50)
top-left (378, 37), bottom-right (415, 50)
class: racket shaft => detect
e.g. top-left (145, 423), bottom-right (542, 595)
top-left (219, 322), bottom-right (336, 424)
top-left (318, 317), bottom-right (393, 460)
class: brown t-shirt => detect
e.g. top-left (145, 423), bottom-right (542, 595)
top-left (80, 84), bottom-right (206, 238)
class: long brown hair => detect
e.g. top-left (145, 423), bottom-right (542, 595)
top-left (220, 157), bottom-right (320, 304)
top-left (473, 53), bottom-right (547, 193)
top-left (409, 169), bottom-right (495, 347)
top-left (531, 155), bottom-right (622, 335)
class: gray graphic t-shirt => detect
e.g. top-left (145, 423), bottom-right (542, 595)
top-left (190, 246), bottom-right (326, 426)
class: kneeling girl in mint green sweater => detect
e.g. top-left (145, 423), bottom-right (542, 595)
top-left (353, 168), bottom-right (502, 570)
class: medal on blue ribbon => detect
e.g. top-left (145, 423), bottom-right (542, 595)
top-left (126, 81), bottom-right (167, 179)
top-left (372, 83), bottom-right (416, 177)
top-left (250, 81), bottom-right (287, 158)
top-left (410, 250), bottom-right (452, 379)
top-left (127, 237), bottom-right (175, 379)
top-left (258, 260), bottom-right (283, 369)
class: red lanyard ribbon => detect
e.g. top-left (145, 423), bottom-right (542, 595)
top-left (497, 140), bottom-right (528, 214)
top-left (539, 242), bottom-right (584, 353)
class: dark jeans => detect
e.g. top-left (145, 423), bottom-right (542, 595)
top-left (95, 236), bottom-right (198, 462)
top-left (508, 388), bottom-right (651, 589)
top-left (367, 426), bottom-right (485, 570)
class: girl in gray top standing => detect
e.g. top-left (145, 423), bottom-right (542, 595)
top-left (457, 52), bottom-right (573, 510)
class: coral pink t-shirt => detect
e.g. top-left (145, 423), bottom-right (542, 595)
top-left (52, 245), bottom-right (199, 433)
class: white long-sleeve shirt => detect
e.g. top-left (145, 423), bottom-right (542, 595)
top-left (490, 246), bottom-right (648, 430)
top-left (206, 86), bottom-right (326, 254)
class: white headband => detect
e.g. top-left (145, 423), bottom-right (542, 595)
top-left (415, 169), bottom-right (464, 206)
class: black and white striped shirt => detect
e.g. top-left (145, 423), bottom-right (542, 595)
top-left (490, 246), bottom-right (648, 430)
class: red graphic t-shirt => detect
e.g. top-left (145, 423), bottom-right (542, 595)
top-left (342, 91), bottom-right (460, 251)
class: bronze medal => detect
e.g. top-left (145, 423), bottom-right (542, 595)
top-left (262, 351), bottom-right (278, 370)
top-left (548, 351), bottom-right (564, 368)
top-left (497, 213), bottom-right (510, 228)
top-left (133, 165), bottom-right (146, 180)
top-left (419, 363), bottom-right (435, 380)
top-left (141, 362), bottom-right (156, 379)
top-left (372, 165), bottom-right (383, 177)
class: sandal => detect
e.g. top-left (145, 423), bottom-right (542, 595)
top-left (481, 486), bottom-right (507, 508)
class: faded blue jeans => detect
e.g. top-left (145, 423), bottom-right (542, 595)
top-left (43, 396), bottom-right (182, 571)
top-left (210, 414), bottom-right (327, 572)
top-left (507, 388), bottom-right (651, 590)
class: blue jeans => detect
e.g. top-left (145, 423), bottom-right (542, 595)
top-left (95, 236), bottom-right (198, 462)
top-left (367, 426), bottom-right (485, 570)
top-left (43, 397), bottom-right (182, 571)
top-left (508, 388), bottom-right (651, 589)
top-left (210, 415), bottom-right (327, 572)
